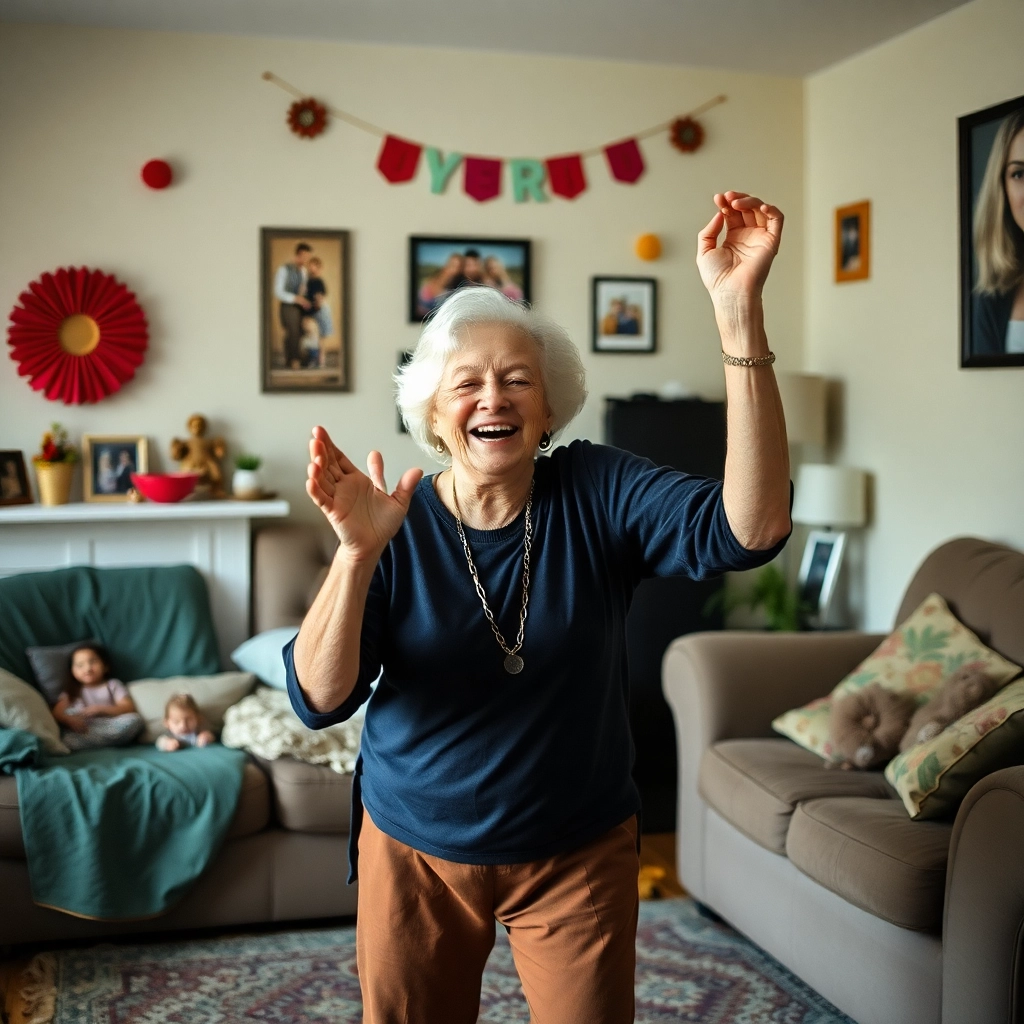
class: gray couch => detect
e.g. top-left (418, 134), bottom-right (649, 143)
top-left (1, 523), bottom-right (350, 946)
top-left (664, 536), bottom-right (1024, 1024)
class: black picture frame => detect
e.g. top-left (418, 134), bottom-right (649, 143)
top-left (0, 450), bottom-right (32, 506)
top-left (591, 276), bottom-right (658, 353)
top-left (261, 227), bottom-right (351, 392)
top-left (409, 235), bottom-right (532, 322)
top-left (958, 93), bottom-right (1024, 368)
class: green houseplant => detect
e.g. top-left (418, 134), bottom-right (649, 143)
top-left (231, 455), bottom-right (263, 500)
top-left (707, 563), bottom-right (805, 632)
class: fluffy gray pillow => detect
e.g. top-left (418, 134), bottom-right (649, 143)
top-left (26, 638), bottom-right (103, 705)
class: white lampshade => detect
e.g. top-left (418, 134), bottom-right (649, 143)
top-left (777, 373), bottom-right (827, 447)
top-left (792, 464), bottom-right (867, 528)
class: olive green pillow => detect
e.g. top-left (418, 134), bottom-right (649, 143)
top-left (886, 677), bottom-right (1024, 819)
top-left (772, 593), bottom-right (1021, 762)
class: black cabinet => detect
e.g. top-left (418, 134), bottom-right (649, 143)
top-left (604, 396), bottom-right (726, 833)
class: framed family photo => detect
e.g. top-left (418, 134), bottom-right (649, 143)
top-left (0, 451), bottom-right (32, 506)
top-left (591, 277), bottom-right (657, 353)
top-left (409, 236), bottom-right (531, 322)
top-left (834, 200), bottom-right (871, 283)
top-left (797, 530), bottom-right (846, 620)
top-left (958, 93), bottom-right (1024, 367)
top-left (82, 435), bottom-right (149, 502)
top-left (261, 228), bottom-right (350, 392)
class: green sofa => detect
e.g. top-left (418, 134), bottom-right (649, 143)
top-left (0, 564), bottom-right (357, 946)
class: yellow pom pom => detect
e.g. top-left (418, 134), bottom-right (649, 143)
top-left (635, 234), bottom-right (662, 261)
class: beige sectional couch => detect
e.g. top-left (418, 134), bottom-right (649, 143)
top-left (1, 523), bottom-right (349, 947)
top-left (664, 537), bottom-right (1024, 1024)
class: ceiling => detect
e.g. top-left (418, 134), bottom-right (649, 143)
top-left (0, 0), bottom-right (971, 76)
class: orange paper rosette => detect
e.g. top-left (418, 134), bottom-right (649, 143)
top-left (6, 267), bottom-right (148, 404)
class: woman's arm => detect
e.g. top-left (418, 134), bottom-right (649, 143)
top-left (697, 191), bottom-right (791, 550)
top-left (293, 427), bottom-right (422, 714)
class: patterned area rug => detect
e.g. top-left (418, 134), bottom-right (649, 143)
top-left (46, 899), bottom-right (852, 1023)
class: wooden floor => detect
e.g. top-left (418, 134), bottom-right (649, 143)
top-left (0, 833), bottom-right (683, 1021)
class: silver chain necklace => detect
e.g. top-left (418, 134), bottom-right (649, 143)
top-left (451, 477), bottom-right (534, 675)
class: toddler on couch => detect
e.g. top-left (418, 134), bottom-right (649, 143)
top-left (156, 693), bottom-right (215, 751)
top-left (51, 643), bottom-right (145, 751)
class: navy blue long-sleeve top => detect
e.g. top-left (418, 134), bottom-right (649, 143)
top-left (286, 440), bottom-right (789, 880)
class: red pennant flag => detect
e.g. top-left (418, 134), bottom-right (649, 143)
top-left (464, 157), bottom-right (502, 202)
top-left (377, 135), bottom-right (422, 183)
top-left (604, 138), bottom-right (645, 183)
top-left (546, 154), bottom-right (587, 199)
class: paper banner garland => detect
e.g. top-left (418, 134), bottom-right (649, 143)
top-left (7, 267), bottom-right (148, 405)
top-left (377, 135), bottom-right (422, 183)
top-left (604, 138), bottom-right (646, 184)
top-left (464, 157), bottom-right (503, 202)
top-left (546, 155), bottom-right (587, 200)
top-left (263, 72), bottom-right (725, 203)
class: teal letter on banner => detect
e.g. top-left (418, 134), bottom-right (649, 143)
top-left (426, 148), bottom-right (462, 194)
top-left (510, 159), bottom-right (548, 203)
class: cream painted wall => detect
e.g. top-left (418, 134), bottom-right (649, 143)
top-left (805, 0), bottom-right (1024, 630)
top-left (0, 24), bottom-right (803, 521)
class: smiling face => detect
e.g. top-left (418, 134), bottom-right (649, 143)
top-left (1005, 126), bottom-right (1024, 234)
top-left (431, 323), bottom-right (552, 483)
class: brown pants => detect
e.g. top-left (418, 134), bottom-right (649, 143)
top-left (356, 811), bottom-right (640, 1024)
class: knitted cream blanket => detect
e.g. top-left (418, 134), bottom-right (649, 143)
top-left (221, 687), bottom-right (361, 774)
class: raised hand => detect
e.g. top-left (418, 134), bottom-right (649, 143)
top-left (306, 426), bottom-right (423, 564)
top-left (697, 191), bottom-right (784, 306)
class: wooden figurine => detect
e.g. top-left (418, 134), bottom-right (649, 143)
top-left (170, 414), bottom-right (226, 497)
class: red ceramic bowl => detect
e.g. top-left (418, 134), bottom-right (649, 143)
top-left (130, 472), bottom-right (201, 503)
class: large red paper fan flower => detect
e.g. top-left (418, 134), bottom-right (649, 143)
top-left (7, 267), bottom-right (148, 404)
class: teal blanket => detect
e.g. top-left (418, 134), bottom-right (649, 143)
top-left (0, 729), bottom-right (246, 920)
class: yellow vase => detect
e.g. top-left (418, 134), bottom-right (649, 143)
top-left (34, 461), bottom-right (75, 506)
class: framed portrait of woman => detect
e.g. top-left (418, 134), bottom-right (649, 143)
top-left (958, 93), bottom-right (1024, 368)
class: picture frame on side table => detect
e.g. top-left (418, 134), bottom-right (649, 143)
top-left (834, 201), bottom-right (871, 283)
top-left (958, 92), bottom-right (1024, 367)
top-left (797, 530), bottom-right (846, 621)
top-left (591, 276), bottom-right (657, 353)
top-left (409, 235), bottom-right (531, 322)
top-left (261, 227), bottom-right (350, 392)
top-left (0, 451), bottom-right (32, 505)
top-left (83, 435), bottom-right (149, 502)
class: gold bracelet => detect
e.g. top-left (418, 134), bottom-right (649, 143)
top-left (722, 349), bottom-right (776, 367)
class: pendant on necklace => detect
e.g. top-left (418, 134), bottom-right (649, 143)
top-left (504, 654), bottom-right (524, 675)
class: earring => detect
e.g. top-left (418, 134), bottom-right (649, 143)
top-left (435, 441), bottom-right (447, 454)
top-left (538, 432), bottom-right (552, 452)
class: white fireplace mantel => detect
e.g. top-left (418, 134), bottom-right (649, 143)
top-left (0, 499), bottom-right (289, 667)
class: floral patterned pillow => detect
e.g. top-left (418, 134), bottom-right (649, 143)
top-left (885, 678), bottom-right (1024, 818)
top-left (772, 594), bottom-right (1021, 762)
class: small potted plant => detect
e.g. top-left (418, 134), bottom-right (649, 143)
top-left (33, 423), bottom-right (78, 506)
top-left (232, 454), bottom-right (263, 500)
top-left (706, 563), bottom-right (807, 632)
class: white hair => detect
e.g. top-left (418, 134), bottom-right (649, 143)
top-left (396, 288), bottom-right (588, 463)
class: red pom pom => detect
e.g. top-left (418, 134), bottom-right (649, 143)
top-left (141, 160), bottom-right (173, 189)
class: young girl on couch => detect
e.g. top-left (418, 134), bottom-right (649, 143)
top-left (51, 643), bottom-right (145, 751)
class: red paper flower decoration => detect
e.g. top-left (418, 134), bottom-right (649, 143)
top-left (287, 98), bottom-right (328, 139)
top-left (6, 267), bottom-right (148, 405)
top-left (670, 117), bottom-right (705, 153)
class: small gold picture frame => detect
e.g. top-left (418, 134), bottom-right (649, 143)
top-left (82, 435), bottom-right (149, 502)
top-left (834, 200), bottom-right (871, 283)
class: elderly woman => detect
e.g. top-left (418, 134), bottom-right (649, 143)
top-left (286, 191), bottom-right (792, 1023)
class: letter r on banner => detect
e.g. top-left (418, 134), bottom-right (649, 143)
top-left (510, 159), bottom-right (548, 203)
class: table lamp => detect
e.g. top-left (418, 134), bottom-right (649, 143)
top-left (792, 464), bottom-right (868, 620)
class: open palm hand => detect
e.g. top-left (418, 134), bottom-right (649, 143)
top-left (306, 426), bottom-right (423, 563)
top-left (697, 191), bottom-right (784, 304)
